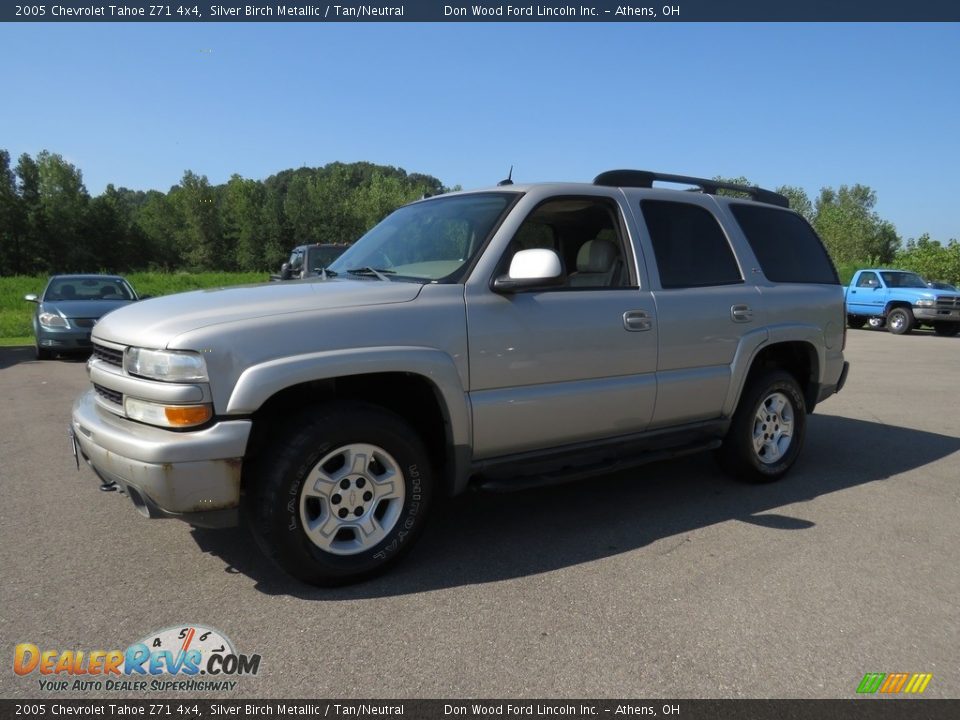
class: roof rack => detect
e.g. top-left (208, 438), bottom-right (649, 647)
top-left (593, 170), bottom-right (790, 208)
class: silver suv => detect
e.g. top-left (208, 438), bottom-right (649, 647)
top-left (71, 170), bottom-right (849, 586)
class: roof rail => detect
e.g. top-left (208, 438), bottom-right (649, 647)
top-left (593, 170), bottom-right (790, 208)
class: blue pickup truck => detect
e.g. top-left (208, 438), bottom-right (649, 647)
top-left (846, 269), bottom-right (960, 336)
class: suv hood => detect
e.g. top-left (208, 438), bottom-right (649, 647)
top-left (93, 279), bottom-right (423, 348)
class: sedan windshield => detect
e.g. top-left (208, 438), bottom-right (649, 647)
top-left (327, 192), bottom-right (516, 282)
top-left (44, 277), bottom-right (135, 301)
top-left (880, 271), bottom-right (927, 289)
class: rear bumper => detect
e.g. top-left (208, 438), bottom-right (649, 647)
top-left (71, 389), bottom-right (250, 527)
top-left (815, 361), bottom-right (850, 404)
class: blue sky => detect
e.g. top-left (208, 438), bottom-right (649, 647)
top-left (1, 22), bottom-right (958, 241)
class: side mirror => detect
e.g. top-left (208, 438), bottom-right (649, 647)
top-left (280, 262), bottom-right (292, 280)
top-left (24, 294), bottom-right (38, 303)
top-left (493, 249), bottom-right (564, 293)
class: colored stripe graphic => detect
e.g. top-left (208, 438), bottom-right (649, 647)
top-left (857, 672), bottom-right (932, 694)
top-left (857, 673), bottom-right (885, 693)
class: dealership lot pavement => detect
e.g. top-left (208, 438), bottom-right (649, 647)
top-left (1, 329), bottom-right (958, 699)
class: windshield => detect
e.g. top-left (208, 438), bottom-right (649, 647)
top-left (44, 277), bottom-right (135, 301)
top-left (880, 271), bottom-right (927, 289)
top-left (327, 192), bottom-right (515, 282)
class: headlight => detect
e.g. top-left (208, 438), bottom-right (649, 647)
top-left (915, 299), bottom-right (935, 307)
top-left (124, 397), bottom-right (213, 428)
top-left (124, 347), bottom-right (208, 382)
top-left (38, 312), bottom-right (69, 329)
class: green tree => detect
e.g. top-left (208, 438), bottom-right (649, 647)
top-left (813, 184), bottom-right (899, 265)
top-left (0, 150), bottom-right (25, 275)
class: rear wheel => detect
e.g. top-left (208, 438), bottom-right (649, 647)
top-left (717, 370), bottom-right (806, 483)
top-left (847, 315), bottom-right (867, 329)
top-left (248, 401), bottom-right (433, 586)
top-left (933, 322), bottom-right (960, 337)
top-left (886, 307), bottom-right (914, 335)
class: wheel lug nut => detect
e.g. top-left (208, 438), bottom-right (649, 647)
top-left (363, 491), bottom-right (373, 501)
top-left (338, 508), bottom-right (348, 519)
top-left (331, 493), bottom-right (341, 505)
top-left (356, 478), bottom-right (366, 488)
top-left (340, 479), bottom-right (350, 489)
top-left (354, 507), bottom-right (363, 516)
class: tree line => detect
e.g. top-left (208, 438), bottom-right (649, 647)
top-left (0, 150), bottom-right (449, 276)
top-left (0, 149), bottom-right (957, 283)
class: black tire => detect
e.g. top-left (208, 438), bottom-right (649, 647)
top-left (36, 345), bottom-right (53, 360)
top-left (847, 315), bottom-right (867, 329)
top-left (248, 401), bottom-right (433, 586)
top-left (933, 322), bottom-right (960, 337)
top-left (717, 370), bottom-right (807, 483)
top-left (886, 307), bottom-right (914, 335)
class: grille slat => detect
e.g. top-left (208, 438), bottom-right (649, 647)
top-left (935, 295), bottom-right (960, 310)
top-left (93, 383), bottom-right (123, 406)
top-left (92, 343), bottom-right (123, 368)
top-left (73, 318), bottom-right (96, 328)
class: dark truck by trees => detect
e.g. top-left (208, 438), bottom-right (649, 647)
top-left (270, 243), bottom-right (349, 281)
top-left (71, 170), bottom-right (849, 586)
top-left (846, 268), bottom-right (960, 336)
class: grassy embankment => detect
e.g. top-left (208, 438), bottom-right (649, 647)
top-left (0, 272), bottom-right (267, 346)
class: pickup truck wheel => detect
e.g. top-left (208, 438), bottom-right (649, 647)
top-left (249, 402), bottom-right (433, 586)
top-left (847, 316), bottom-right (867, 329)
top-left (886, 307), bottom-right (914, 335)
top-left (933, 322), bottom-right (960, 337)
top-left (717, 370), bottom-right (806, 483)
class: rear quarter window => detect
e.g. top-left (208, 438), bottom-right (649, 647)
top-left (730, 204), bottom-right (839, 285)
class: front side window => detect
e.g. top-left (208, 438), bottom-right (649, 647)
top-left (641, 201), bottom-right (742, 289)
top-left (498, 197), bottom-right (632, 289)
top-left (856, 272), bottom-right (879, 288)
top-left (328, 193), bottom-right (515, 283)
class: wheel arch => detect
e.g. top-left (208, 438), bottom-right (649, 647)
top-left (231, 348), bottom-right (472, 497)
top-left (726, 336), bottom-right (821, 416)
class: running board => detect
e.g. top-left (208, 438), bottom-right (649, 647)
top-left (475, 438), bottom-right (721, 493)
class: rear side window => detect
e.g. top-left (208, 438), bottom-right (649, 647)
top-left (640, 200), bottom-right (742, 289)
top-left (730, 204), bottom-right (839, 284)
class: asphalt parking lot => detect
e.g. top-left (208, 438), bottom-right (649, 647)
top-left (1, 328), bottom-right (958, 699)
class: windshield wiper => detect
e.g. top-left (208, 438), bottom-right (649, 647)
top-left (346, 267), bottom-right (395, 282)
top-left (313, 268), bottom-right (338, 279)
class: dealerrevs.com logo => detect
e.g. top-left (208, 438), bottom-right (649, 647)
top-left (14, 624), bottom-right (261, 693)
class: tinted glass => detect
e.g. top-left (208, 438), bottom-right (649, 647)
top-left (641, 201), bottom-right (742, 289)
top-left (881, 271), bottom-right (926, 288)
top-left (730, 204), bottom-right (839, 284)
top-left (856, 272), bottom-right (879, 288)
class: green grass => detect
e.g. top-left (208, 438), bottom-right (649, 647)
top-left (0, 272), bottom-right (270, 339)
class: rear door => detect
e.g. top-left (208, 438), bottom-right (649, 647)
top-left (632, 195), bottom-right (762, 428)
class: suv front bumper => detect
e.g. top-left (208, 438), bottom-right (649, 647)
top-left (71, 389), bottom-right (251, 527)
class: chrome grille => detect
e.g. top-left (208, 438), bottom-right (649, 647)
top-left (935, 295), bottom-right (960, 310)
top-left (93, 383), bottom-right (122, 406)
top-left (92, 343), bottom-right (123, 368)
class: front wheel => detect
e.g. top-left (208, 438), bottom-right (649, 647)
top-left (248, 401), bottom-right (434, 586)
top-left (886, 307), bottom-right (914, 335)
top-left (717, 370), bottom-right (807, 483)
top-left (933, 322), bottom-right (960, 337)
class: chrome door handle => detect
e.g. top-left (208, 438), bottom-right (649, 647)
top-left (623, 310), bottom-right (653, 332)
top-left (731, 305), bottom-right (753, 323)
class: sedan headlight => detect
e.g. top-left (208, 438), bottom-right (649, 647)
top-left (38, 312), bottom-right (69, 329)
top-left (124, 347), bottom-right (208, 382)
top-left (915, 299), bottom-right (935, 307)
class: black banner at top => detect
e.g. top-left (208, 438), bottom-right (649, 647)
top-left (3, 0), bottom-right (960, 22)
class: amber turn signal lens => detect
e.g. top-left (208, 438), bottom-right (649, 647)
top-left (163, 405), bottom-right (213, 427)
